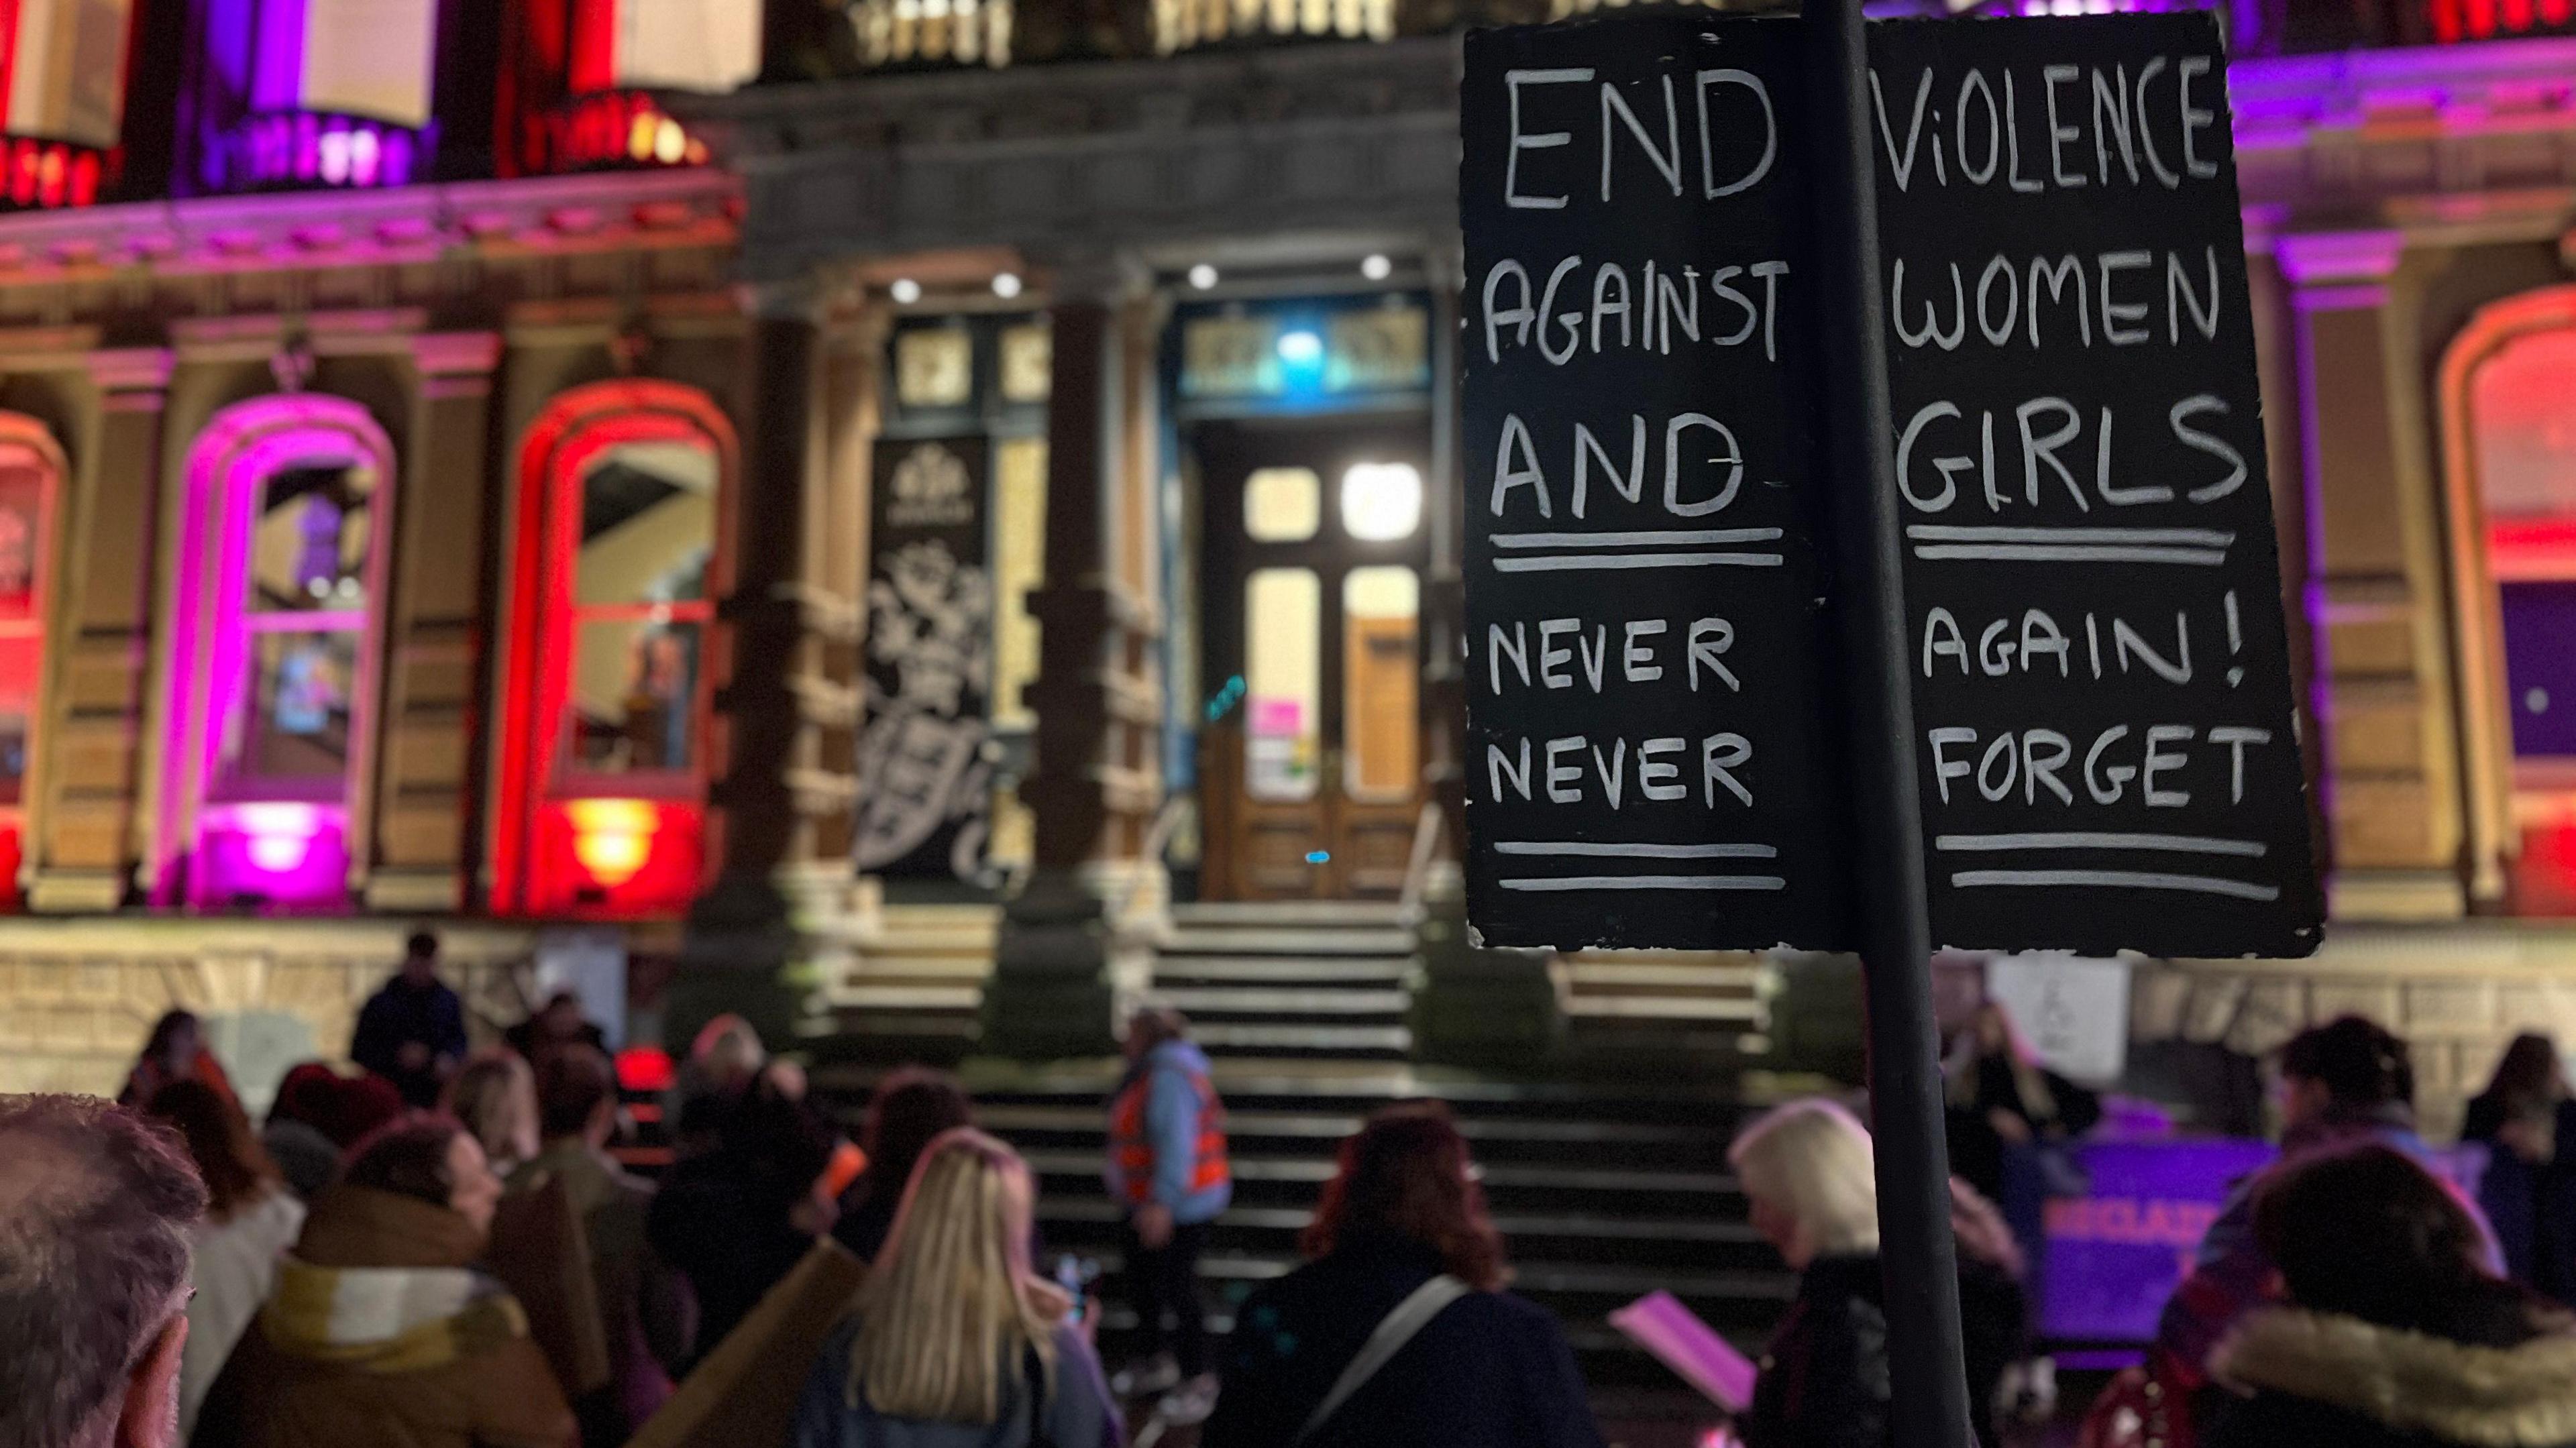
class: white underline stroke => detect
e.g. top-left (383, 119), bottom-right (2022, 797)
top-left (1904, 526), bottom-right (2236, 547)
top-left (1934, 832), bottom-right (2267, 858)
top-left (1491, 528), bottom-right (1785, 549)
top-left (1911, 545), bottom-right (2226, 565)
top-left (1493, 552), bottom-right (1784, 572)
top-left (1497, 842), bottom-right (1779, 858)
top-left (1498, 875), bottom-right (1789, 891)
top-left (1949, 869), bottom-right (2281, 901)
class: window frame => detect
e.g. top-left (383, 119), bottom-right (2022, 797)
top-left (495, 380), bottom-right (737, 917)
top-left (2437, 283), bottom-right (2576, 907)
top-left (158, 393), bottom-right (398, 909)
top-left (0, 420), bottom-right (66, 906)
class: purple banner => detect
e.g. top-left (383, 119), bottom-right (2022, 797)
top-left (2039, 1136), bottom-right (2495, 1342)
top-left (2040, 1138), bottom-right (2273, 1343)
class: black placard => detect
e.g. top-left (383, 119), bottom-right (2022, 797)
top-left (1458, 10), bottom-right (2323, 958)
top-left (1871, 15), bottom-right (2321, 958)
top-left (1460, 15), bottom-right (1851, 950)
top-left (858, 436), bottom-right (996, 882)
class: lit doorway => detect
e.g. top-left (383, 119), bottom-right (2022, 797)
top-left (1195, 416), bottom-right (1429, 899)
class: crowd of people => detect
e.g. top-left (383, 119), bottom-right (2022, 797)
top-left (21, 944), bottom-right (2576, 1448)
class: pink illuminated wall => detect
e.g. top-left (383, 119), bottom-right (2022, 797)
top-left (161, 393), bottom-right (394, 909)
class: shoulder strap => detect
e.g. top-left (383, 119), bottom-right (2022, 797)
top-left (1022, 1341), bottom-right (1059, 1448)
top-left (1291, 1275), bottom-right (1470, 1448)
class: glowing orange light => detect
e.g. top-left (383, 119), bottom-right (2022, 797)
top-left (567, 798), bottom-right (658, 887)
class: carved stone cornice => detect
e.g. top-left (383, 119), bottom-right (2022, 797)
top-left (2231, 38), bottom-right (2576, 241)
top-left (411, 331), bottom-right (504, 378)
top-left (690, 37), bottom-right (1464, 279)
top-left (85, 345), bottom-right (174, 396)
top-left (0, 167), bottom-right (741, 288)
top-left (699, 33), bottom-right (2576, 272)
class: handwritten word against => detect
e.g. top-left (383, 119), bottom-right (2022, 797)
top-left (1461, 15), bottom-right (1849, 950)
top-left (1874, 15), bottom-right (2320, 957)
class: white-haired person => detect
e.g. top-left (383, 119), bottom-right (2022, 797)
top-left (1729, 1099), bottom-right (2029, 1448)
top-left (792, 1127), bottom-right (1121, 1448)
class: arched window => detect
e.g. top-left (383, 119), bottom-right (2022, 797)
top-left (495, 381), bottom-right (733, 916)
top-left (2441, 286), bottom-right (2576, 911)
top-left (160, 394), bottom-right (396, 909)
top-left (0, 415), bottom-right (64, 905)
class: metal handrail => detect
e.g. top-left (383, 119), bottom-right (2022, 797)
top-left (1118, 792), bottom-right (1192, 923)
top-left (1397, 798), bottom-right (1445, 923)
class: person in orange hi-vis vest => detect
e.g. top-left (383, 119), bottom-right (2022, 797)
top-left (1104, 1006), bottom-right (1232, 1426)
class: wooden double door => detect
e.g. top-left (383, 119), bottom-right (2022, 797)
top-left (1197, 416), bottom-right (1431, 900)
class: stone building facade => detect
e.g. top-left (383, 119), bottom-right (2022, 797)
top-left (0, 0), bottom-right (2570, 1128)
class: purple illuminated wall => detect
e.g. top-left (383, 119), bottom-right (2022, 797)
top-left (181, 0), bottom-right (436, 194)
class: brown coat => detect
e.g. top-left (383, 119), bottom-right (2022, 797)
top-left (196, 1186), bottom-right (577, 1448)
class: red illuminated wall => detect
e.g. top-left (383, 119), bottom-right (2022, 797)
top-left (494, 380), bottom-right (733, 917)
top-left (0, 416), bottom-right (64, 909)
top-left (494, 0), bottom-right (713, 177)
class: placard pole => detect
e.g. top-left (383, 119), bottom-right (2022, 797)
top-left (1799, 2), bottom-right (1976, 1447)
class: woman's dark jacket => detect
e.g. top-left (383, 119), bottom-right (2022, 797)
top-left (1203, 1235), bottom-right (1603, 1448)
top-left (1738, 1254), bottom-right (2025, 1448)
top-left (1739, 1256), bottom-right (1891, 1448)
top-left (2463, 1095), bottom-right (2576, 1306)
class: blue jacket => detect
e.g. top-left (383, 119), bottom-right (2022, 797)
top-left (1106, 1040), bottom-right (1232, 1226)
top-left (2156, 1111), bottom-right (2501, 1378)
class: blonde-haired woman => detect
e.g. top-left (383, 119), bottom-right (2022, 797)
top-left (793, 1127), bottom-right (1120, 1448)
top-left (1729, 1099), bottom-right (2029, 1448)
top-left (441, 1050), bottom-right (539, 1177)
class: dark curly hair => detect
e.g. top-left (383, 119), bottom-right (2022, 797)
top-left (1300, 1103), bottom-right (1507, 1292)
top-left (2278, 1014), bottom-right (2414, 1117)
top-left (143, 1078), bottom-right (279, 1222)
top-left (341, 1113), bottom-right (466, 1207)
top-left (2255, 1141), bottom-right (2540, 1347)
top-left (855, 1066), bottom-right (975, 1206)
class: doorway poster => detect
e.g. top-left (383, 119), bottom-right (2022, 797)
top-left (858, 436), bottom-right (995, 881)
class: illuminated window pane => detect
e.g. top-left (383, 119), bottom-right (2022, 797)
top-left (249, 464), bottom-right (374, 613)
top-left (219, 630), bottom-right (358, 789)
top-left (2475, 329), bottom-right (2576, 523)
top-left (290, 0), bottom-right (439, 127)
top-left (1152, 0), bottom-right (1385, 51)
top-left (2478, 326), bottom-right (2576, 763)
top-left (612, 0), bottom-right (763, 91)
top-left (1339, 461), bottom-right (1421, 542)
top-left (0, 634), bottom-right (35, 804)
top-left (1244, 567), bottom-right (1319, 801)
top-left (574, 443), bottom-right (714, 608)
top-left (896, 328), bottom-right (975, 409)
top-left (7, 0), bottom-right (133, 149)
top-left (568, 619), bottom-right (701, 773)
top-left (0, 468), bottom-right (42, 616)
top-left (999, 323), bottom-right (1051, 403)
top-left (1343, 567), bottom-right (1417, 803)
top-left (1245, 467), bottom-right (1320, 543)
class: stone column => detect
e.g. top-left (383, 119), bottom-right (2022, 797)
top-left (985, 261), bottom-right (1165, 1059)
top-left (30, 350), bottom-right (172, 911)
top-left (368, 332), bottom-right (501, 912)
top-left (2277, 232), bottom-right (2467, 921)
top-left (1407, 239), bottom-right (1562, 1065)
top-left (674, 276), bottom-right (863, 1051)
